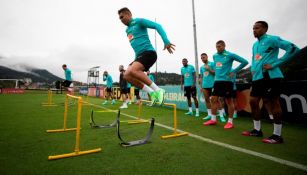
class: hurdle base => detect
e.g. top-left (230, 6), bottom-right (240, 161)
top-left (128, 119), bottom-right (149, 124)
top-left (48, 148), bottom-right (102, 160)
top-left (46, 128), bottom-right (77, 133)
top-left (42, 103), bottom-right (57, 107)
top-left (161, 132), bottom-right (189, 139)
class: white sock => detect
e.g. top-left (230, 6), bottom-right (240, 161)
top-left (196, 108), bottom-right (199, 113)
top-left (228, 118), bottom-right (233, 124)
top-left (149, 82), bottom-right (160, 91)
top-left (219, 110), bottom-right (224, 117)
top-left (253, 120), bottom-right (261, 131)
top-left (142, 84), bottom-right (154, 93)
top-left (189, 107), bottom-right (192, 112)
top-left (269, 114), bottom-right (274, 120)
top-left (211, 114), bottom-right (216, 121)
top-left (207, 109), bottom-right (212, 116)
top-left (273, 123), bottom-right (282, 136)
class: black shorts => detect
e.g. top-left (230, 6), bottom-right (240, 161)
top-left (132, 51), bottom-right (157, 72)
top-left (134, 88), bottom-right (140, 96)
top-left (212, 81), bottom-right (233, 98)
top-left (231, 90), bottom-right (237, 98)
top-left (127, 88), bottom-right (131, 94)
top-left (120, 88), bottom-right (128, 94)
top-left (184, 86), bottom-right (197, 99)
top-left (62, 80), bottom-right (72, 87)
top-left (250, 72), bottom-right (282, 98)
top-left (202, 88), bottom-right (212, 97)
top-left (106, 88), bottom-right (112, 92)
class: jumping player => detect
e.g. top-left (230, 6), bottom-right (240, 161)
top-left (118, 7), bottom-right (175, 106)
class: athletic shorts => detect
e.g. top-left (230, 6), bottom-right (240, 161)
top-left (132, 51), bottom-right (157, 72)
top-left (212, 81), bottom-right (233, 98)
top-left (250, 72), bottom-right (282, 98)
top-left (120, 88), bottom-right (129, 94)
top-left (184, 86), bottom-right (197, 99)
top-left (231, 90), bottom-right (237, 98)
top-left (202, 88), bottom-right (212, 97)
top-left (106, 87), bottom-right (112, 92)
top-left (62, 80), bottom-right (72, 87)
top-left (134, 88), bottom-right (140, 96)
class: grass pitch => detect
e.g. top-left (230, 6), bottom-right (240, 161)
top-left (0, 91), bottom-right (307, 175)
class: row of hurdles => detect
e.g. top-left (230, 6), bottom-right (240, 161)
top-left (43, 91), bottom-right (188, 160)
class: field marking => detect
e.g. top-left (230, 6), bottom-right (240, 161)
top-left (96, 105), bottom-right (307, 172)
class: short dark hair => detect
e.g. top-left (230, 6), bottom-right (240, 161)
top-left (256, 21), bottom-right (269, 30)
top-left (62, 64), bottom-right (67, 67)
top-left (216, 40), bottom-right (225, 45)
top-left (118, 7), bottom-right (131, 15)
top-left (201, 53), bottom-right (207, 56)
top-left (182, 58), bottom-right (188, 61)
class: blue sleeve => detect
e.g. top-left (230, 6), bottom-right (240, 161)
top-left (103, 76), bottom-right (106, 81)
top-left (231, 53), bottom-right (248, 73)
top-left (109, 76), bottom-right (113, 84)
top-left (271, 37), bottom-right (300, 69)
top-left (139, 18), bottom-right (170, 45)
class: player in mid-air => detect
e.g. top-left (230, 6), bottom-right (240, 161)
top-left (118, 7), bottom-right (175, 106)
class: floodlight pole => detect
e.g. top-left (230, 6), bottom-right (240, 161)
top-left (192, 0), bottom-right (199, 84)
top-left (154, 18), bottom-right (158, 81)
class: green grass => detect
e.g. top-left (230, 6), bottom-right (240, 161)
top-left (0, 92), bottom-right (307, 175)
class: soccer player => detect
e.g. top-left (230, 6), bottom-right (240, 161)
top-left (119, 65), bottom-right (129, 109)
top-left (61, 64), bottom-right (73, 93)
top-left (199, 53), bottom-right (215, 120)
top-left (203, 40), bottom-right (248, 129)
top-left (102, 71), bottom-right (115, 105)
top-left (118, 7), bottom-right (175, 106)
top-left (242, 21), bottom-right (299, 143)
top-left (181, 58), bottom-right (199, 117)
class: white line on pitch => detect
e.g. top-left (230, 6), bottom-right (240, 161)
top-left (97, 106), bottom-right (307, 172)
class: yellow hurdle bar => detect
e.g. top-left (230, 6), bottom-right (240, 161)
top-left (46, 95), bottom-right (76, 133)
top-left (126, 102), bottom-right (149, 124)
top-left (140, 100), bottom-right (188, 139)
top-left (48, 148), bottom-right (102, 160)
top-left (48, 94), bottom-right (102, 160)
top-left (42, 90), bottom-right (57, 107)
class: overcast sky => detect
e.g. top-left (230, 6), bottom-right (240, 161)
top-left (0, 0), bottom-right (306, 83)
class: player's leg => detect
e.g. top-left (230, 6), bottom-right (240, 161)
top-left (124, 51), bottom-right (165, 105)
top-left (191, 87), bottom-right (199, 117)
top-left (224, 97), bottom-right (234, 129)
top-left (202, 88), bottom-right (212, 120)
top-left (262, 78), bottom-right (283, 144)
top-left (242, 78), bottom-right (264, 137)
top-left (185, 87), bottom-right (193, 116)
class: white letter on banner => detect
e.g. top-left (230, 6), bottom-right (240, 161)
top-left (280, 94), bottom-right (307, 113)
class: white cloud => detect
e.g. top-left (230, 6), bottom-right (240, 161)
top-left (0, 0), bottom-right (306, 83)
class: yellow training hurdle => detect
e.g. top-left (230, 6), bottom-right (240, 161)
top-left (47, 94), bottom-right (101, 160)
top-left (42, 90), bottom-right (57, 107)
top-left (139, 100), bottom-right (189, 139)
